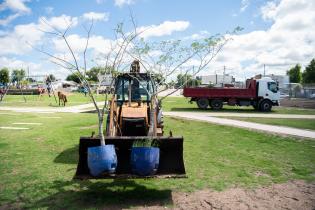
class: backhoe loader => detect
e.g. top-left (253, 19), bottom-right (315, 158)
top-left (75, 60), bottom-right (186, 179)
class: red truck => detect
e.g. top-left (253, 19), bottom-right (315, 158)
top-left (183, 77), bottom-right (280, 112)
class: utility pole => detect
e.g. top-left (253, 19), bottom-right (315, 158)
top-left (263, 64), bottom-right (266, 77)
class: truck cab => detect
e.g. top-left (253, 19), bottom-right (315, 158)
top-left (257, 77), bottom-right (280, 106)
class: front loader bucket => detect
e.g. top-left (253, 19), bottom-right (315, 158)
top-left (74, 136), bottom-right (186, 179)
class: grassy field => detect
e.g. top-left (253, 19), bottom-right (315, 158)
top-left (219, 117), bottom-right (315, 130)
top-left (0, 111), bottom-right (314, 209)
top-left (2, 94), bottom-right (315, 115)
top-left (0, 93), bottom-right (105, 107)
top-left (162, 97), bottom-right (315, 115)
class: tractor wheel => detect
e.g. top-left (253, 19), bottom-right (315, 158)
top-left (196, 98), bottom-right (209, 109)
top-left (210, 99), bottom-right (223, 110)
top-left (259, 100), bottom-right (272, 112)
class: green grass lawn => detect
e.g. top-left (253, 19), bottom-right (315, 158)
top-left (220, 117), bottom-right (315, 130)
top-left (0, 111), bottom-right (314, 209)
top-left (162, 97), bottom-right (315, 115)
top-left (0, 93), bottom-right (105, 107)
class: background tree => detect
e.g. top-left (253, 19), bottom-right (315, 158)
top-left (302, 58), bottom-right (315, 84)
top-left (66, 72), bottom-right (82, 84)
top-left (46, 74), bottom-right (56, 82)
top-left (0, 68), bottom-right (10, 85)
top-left (26, 77), bottom-right (36, 83)
top-left (176, 74), bottom-right (200, 87)
top-left (11, 69), bottom-right (26, 86)
top-left (176, 74), bottom-right (192, 87)
top-left (86, 67), bottom-right (105, 82)
top-left (287, 64), bottom-right (301, 83)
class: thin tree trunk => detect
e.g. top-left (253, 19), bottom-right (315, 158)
top-left (98, 110), bottom-right (105, 146)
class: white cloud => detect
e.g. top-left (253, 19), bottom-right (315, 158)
top-left (83, 12), bottom-right (110, 22)
top-left (260, 1), bottom-right (278, 21)
top-left (209, 0), bottom-right (315, 80)
top-left (0, 0), bottom-right (31, 13)
top-left (0, 14), bottom-right (79, 55)
top-left (45, 6), bottom-right (54, 15)
top-left (138, 21), bottom-right (190, 39)
top-left (39, 15), bottom-right (78, 31)
top-left (96, 0), bottom-right (105, 4)
top-left (183, 30), bottom-right (210, 40)
top-left (0, 56), bottom-right (41, 73)
top-left (0, 0), bottom-right (31, 25)
top-left (53, 34), bottom-right (115, 55)
top-left (0, 13), bottom-right (21, 26)
top-left (0, 23), bottom-right (43, 55)
top-left (114, 0), bottom-right (134, 7)
top-left (240, 0), bottom-right (250, 12)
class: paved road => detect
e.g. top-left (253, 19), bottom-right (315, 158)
top-left (164, 112), bottom-right (315, 139)
top-left (164, 112), bottom-right (315, 119)
top-left (0, 102), bottom-right (106, 113)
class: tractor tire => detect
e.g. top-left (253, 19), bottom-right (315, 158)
top-left (210, 99), bottom-right (223, 110)
top-left (196, 98), bottom-right (209, 109)
top-left (259, 100), bottom-right (272, 112)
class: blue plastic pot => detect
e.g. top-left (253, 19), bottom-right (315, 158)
top-left (131, 147), bottom-right (160, 176)
top-left (88, 145), bottom-right (117, 176)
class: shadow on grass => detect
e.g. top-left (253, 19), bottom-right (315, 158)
top-left (54, 146), bottom-right (78, 164)
top-left (32, 180), bottom-right (172, 209)
top-left (170, 107), bottom-right (276, 113)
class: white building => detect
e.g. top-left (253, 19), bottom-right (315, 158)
top-left (201, 74), bottom-right (235, 86)
top-left (267, 74), bottom-right (289, 88)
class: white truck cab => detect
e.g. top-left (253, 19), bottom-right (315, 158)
top-left (256, 77), bottom-right (280, 109)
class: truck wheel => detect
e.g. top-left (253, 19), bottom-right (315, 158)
top-left (197, 98), bottom-right (209, 109)
top-left (259, 100), bottom-right (272, 112)
top-left (210, 99), bottom-right (223, 110)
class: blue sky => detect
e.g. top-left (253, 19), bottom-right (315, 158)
top-left (0, 0), bottom-right (314, 81)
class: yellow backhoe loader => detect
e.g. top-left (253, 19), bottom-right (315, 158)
top-left (75, 60), bottom-right (186, 178)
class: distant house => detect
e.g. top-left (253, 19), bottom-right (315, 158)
top-left (201, 74), bottom-right (235, 86)
top-left (254, 74), bottom-right (289, 89)
top-left (98, 74), bottom-right (114, 87)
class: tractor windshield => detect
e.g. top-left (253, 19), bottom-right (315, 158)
top-left (115, 75), bottom-right (155, 102)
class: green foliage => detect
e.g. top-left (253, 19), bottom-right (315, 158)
top-left (0, 68), bottom-right (10, 85)
top-left (46, 74), bottom-right (56, 82)
top-left (86, 66), bottom-right (117, 82)
top-left (132, 139), bottom-right (159, 148)
top-left (176, 74), bottom-right (201, 87)
top-left (11, 69), bottom-right (25, 83)
top-left (66, 72), bottom-right (83, 84)
top-left (0, 92), bottom-right (104, 107)
top-left (302, 58), bottom-right (315, 84)
top-left (26, 77), bottom-right (36, 83)
top-left (286, 64), bottom-right (301, 83)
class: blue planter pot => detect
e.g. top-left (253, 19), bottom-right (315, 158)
top-left (88, 145), bottom-right (117, 176)
top-left (131, 147), bottom-right (160, 176)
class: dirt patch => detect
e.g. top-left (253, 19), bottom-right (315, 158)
top-left (173, 180), bottom-right (315, 210)
top-left (280, 98), bottom-right (315, 109)
top-left (138, 180), bottom-right (315, 210)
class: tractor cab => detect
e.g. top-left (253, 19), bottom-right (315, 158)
top-left (115, 73), bottom-right (155, 105)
